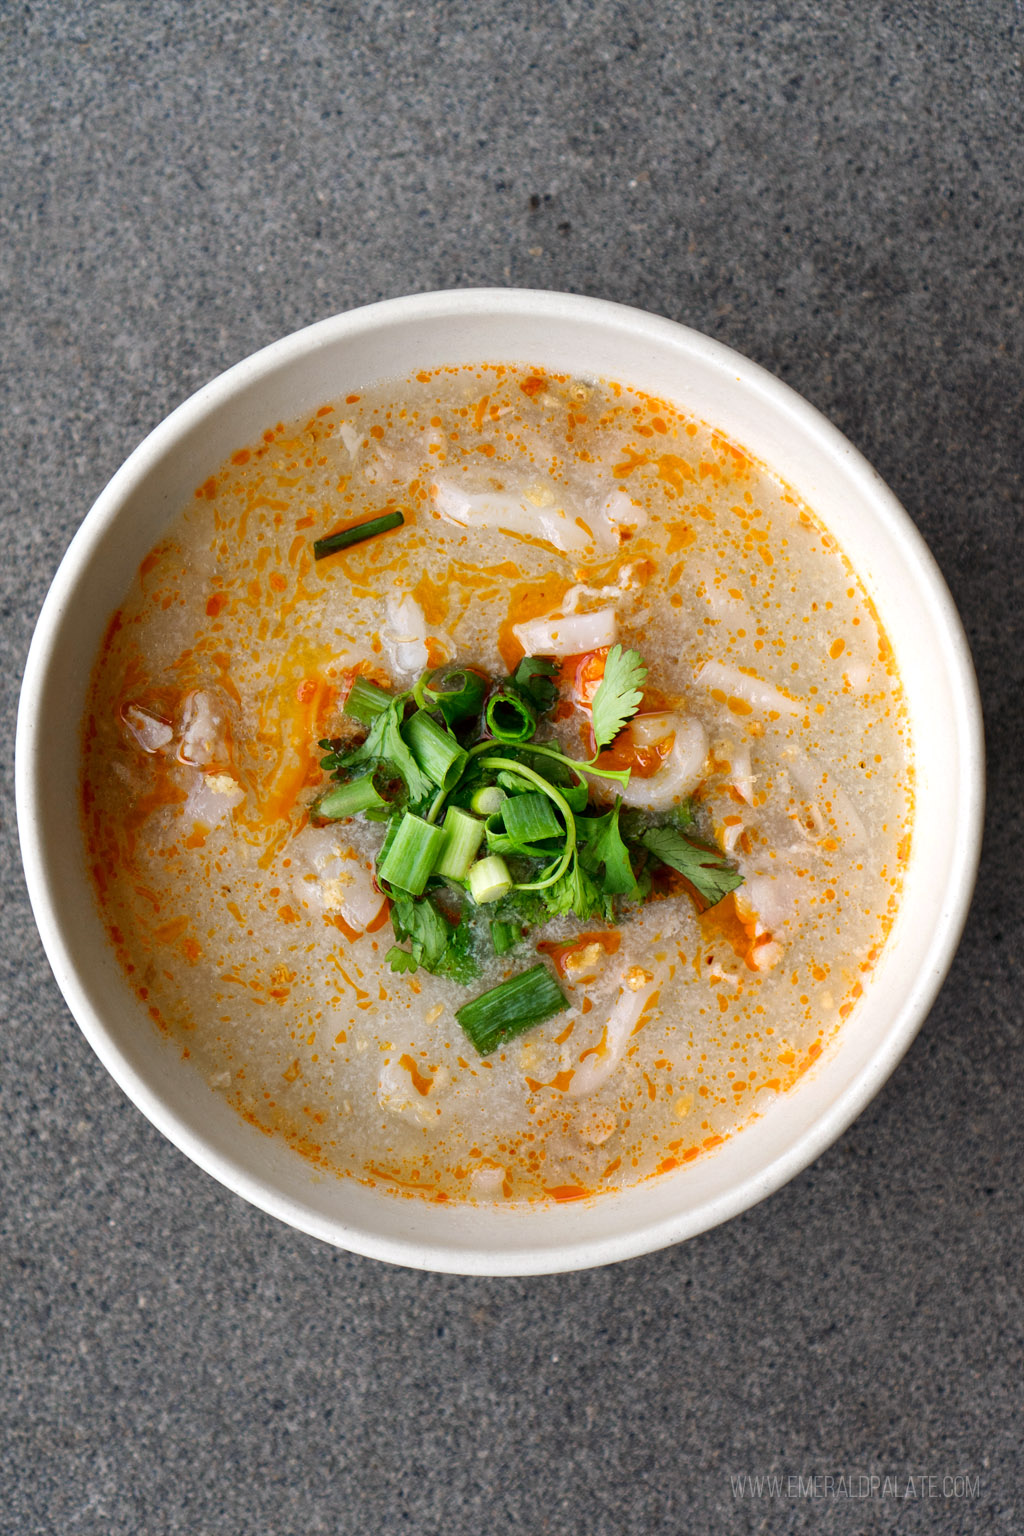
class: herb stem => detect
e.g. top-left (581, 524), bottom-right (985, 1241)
top-left (475, 755), bottom-right (577, 891)
top-left (313, 510), bottom-right (405, 561)
top-left (524, 741), bottom-right (632, 788)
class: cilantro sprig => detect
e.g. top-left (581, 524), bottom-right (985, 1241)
top-left (639, 825), bottom-right (744, 906)
top-left (311, 650), bottom-right (743, 1052)
top-left (590, 645), bottom-right (647, 752)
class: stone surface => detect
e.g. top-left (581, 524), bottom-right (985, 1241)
top-left (1, 2), bottom-right (1021, 1531)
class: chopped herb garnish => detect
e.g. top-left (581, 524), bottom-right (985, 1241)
top-left (577, 802), bottom-right (640, 899)
top-left (456, 964), bottom-right (568, 1056)
top-left (342, 675), bottom-right (392, 725)
top-left (543, 859), bottom-right (613, 924)
top-left (310, 645), bottom-right (742, 1054)
top-left (484, 683), bottom-right (538, 744)
top-left (402, 708), bottom-right (468, 791)
top-left (490, 920), bottom-right (521, 957)
top-left (590, 644), bottom-right (647, 751)
top-left (433, 807), bottom-right (486, 880)
top-left (313, 509), bottom-right (405, 561)
top-left (511, 655), bottom-right (559, 713)
top-left (468, 853), bottom-right (514, 904)
top-left (377, 812), bottom-right (446, 895)
top-left (639, 825), bottom-right (744, 907)
top-left (389, 892), bottom-right (453, 971)
top-left (423, 665), bottom-right (488, 726)
top-left (311, 768), bottom-right (402, 822)
top-left (332, 694), bottom-right (434, 809)
top-left (500, 791), bottom-right (564, 848)
top-left (384, 945), bottom-right (420, 974)
top-left (470, 784), bottom-right (505, 815)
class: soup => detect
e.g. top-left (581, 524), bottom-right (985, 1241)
top-left (80, 364), bottom-right (912, 1203)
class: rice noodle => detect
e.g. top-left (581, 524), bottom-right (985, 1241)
top-left (432, 478), bottom-right (616, 556)
top-left (512, 607), bottom-right (617, 657)
top-left (338, 421), bottom-right (361, 462)
top-left (786, 752), bottom-right (868, 847)
top-left (569, 968), bottom-right (662, 1097)
top-left (729, 742), bottom-right (755, 805)
top-left (735, 869), bottom-right (799, 933)
top-left (560, 564), bottom-right (638, 616)
top-left (695, 660), bottom-right (803, 718)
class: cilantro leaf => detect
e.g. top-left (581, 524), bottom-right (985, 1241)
top-left (385, 946), bottom-right (420, 974)
top-left (543, 860), bottom-right (614, 923)
top-left (336, 695), bottom-right (434, 809)
top-left (620, 798), bottom-right (696, 843)
top-left (590, 645), bottom-right (648, 751)
top-left (389, 893), bottom-right (452, 970)
top-left (388, 893), bottom-right (482, 982)
top-left (577, 802), bottom-right (641, 899)
top-left (512, 655), bottom-right (559, 713)
top-left (490, 887), bottom-right (556, 930)
top-left (433, 915), bottom-right (481, 985)
top-left (638, 826), bottom-right (743, 908)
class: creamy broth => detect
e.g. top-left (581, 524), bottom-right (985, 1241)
top-left (81, 365), bottom-right (912, 1203)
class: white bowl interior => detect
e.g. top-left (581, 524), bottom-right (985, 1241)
top-left (17, 291), bottom-right (983, 1273)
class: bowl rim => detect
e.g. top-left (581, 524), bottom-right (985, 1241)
top-left (16, 288), bottom-right (985, 1273)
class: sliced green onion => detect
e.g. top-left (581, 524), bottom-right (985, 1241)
top-left (485, 685), bottom-right (537, 745)
top-left (424, 666), bottom-right (488, 725)
top-left (482, 816), bottom-right (520, 858)
top-left (456, 963), bottom-right (568, 1056)
top-left (313, 509), bottom-right (405, 561)
top-left (468, 854), bottom-right (513, 904)
top-left (433, 807), bottom-right (486, 880)
top-left (476, 756), bottom-right (577, 892)
top-left (343, 676), bottom-right (391, 725)
top-left (311, 770), bottom-right (398, 821)
top-left (490, 920), bottom-right (520, 957)
top-left (402, 709), bottom-right (468, 791)
top-left (377, 812), bottom-right (446, 895)
top-left (471, 784), bottom-right (506, 815)
top-left (501, 791), bottom-right (563, 846)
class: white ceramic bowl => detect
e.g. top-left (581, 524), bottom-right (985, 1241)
top-left (16, 290), bottom-right (984, 1274)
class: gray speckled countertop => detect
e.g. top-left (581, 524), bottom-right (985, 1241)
top-left (2, 3), bottom-right (1021, 1531)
